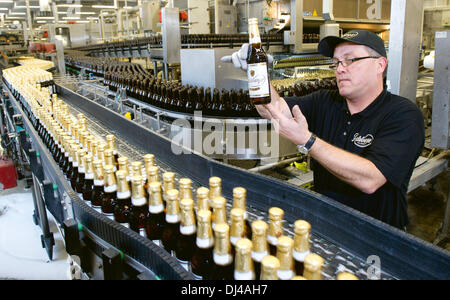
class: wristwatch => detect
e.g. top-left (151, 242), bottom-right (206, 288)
top-left (297, 133), bottom-right (317, 155)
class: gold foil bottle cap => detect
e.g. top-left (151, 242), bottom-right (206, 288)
top-left (106, 134), bottom-right (117, 150)
top-left (209, 176), bottom-right (222, 199)
top-left (212, 196), bottom-right (227, 227)
top-left (268, 207), bottom-right (284, 241)
top-left (84, 154), bottom-right (94, 175)
top-left (260, 255), bottom-right (280, 280)
top-left (276, 236), bottom-right (294, 280)
top-left (118, 156), bottom-right (129, 177)
top-left (179, 178), bottom-right (193, 200)
top-left (234, 238), bottom-right (254, 279)
top-left (143, 154), bottom-right (155, 168)
top-left (230, 208), bottom-right (245, 244)
top-left (131, 175), bottom-right (147, 206)
top-left (233, 187), bottom-right (247, 209)
top-left (116, 170), bottom-right (130, 193)
top-left (148, 181), bottom-right (163, 211)
top-left (103, 165), bottom-right (117, 191)
top-left (97, 143), bottom-right (106, 162)
top-left (196, 187), bottom-right (210, 211)
top-left (77, 149), bottom-right (86, 169)
top-left (196, 209), bottom-right (213, 248)
top-left (291, 276), bottom-right (308, 280)
top-left (251, 220), bottom-right (269, 255)
top-left (147, 165), bottom-right (160, 183)
top-left (213, 223), bottom-right (231, 257)
top-left (294, 220), bottom-right (311, 254)
top-left (104, 149), bottom-right (115, 167)
top-left (93, 160), bottom-right (104, 181)
top-left (336, 272), bottom-right (359, 280)
top-left (131, 161), bottom-right (143, 177)
top-left (304, 253), bottom-right (325, 280)
top-left (180, 198), bottom-right (196, 229)
top-left (162, 172), bottom-right (175, 196)
top-left (165, 189), bottom-right (180, 221)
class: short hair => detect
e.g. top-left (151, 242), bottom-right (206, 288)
top-left (364, 45), bottom-right (388, 79)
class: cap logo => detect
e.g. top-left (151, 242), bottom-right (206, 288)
top-left (343, 32), bottom-right (359, 39)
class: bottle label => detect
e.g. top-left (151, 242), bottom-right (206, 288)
top-left (117, 190), bottom-right (131, 199)
top-left (94, 179), bottom-right (104, 186)
top-left (247, 63), bottom-right (270, 98)
top-left (85, 173), bottom-right (94, 180)
top-left (293, 249), bottom-right (310, 262)
top-left (180, 225), bottom-right (196, 235)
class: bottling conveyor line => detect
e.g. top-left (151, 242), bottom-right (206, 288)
top-left (3, 76), bottom-right (450, 280)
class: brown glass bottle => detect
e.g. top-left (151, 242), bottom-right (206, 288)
top-left (268, 207), bottom-right (284, 256)
top-left (82, 154), bottom-right (95, 203)
top-left (145, 181), bottom-right (166, 246)
top-left (129, 175), bottom-right (149, 237)
top-left (210, 223), bottom-right (234, 280)
top-left (91, 159), bottom-right (105, 210)
top-left (234, 238), bottom-right (255, 280)
top-left (247, 18), bottom-right (271, 105)
top-left (251, 220), bottom-right (269, 279)
top-left (161, 189), bottom-right (181, 255)
top-left (102, 165), bottom-right (117, 219)
top-left (114, 170), bottom-right (132, 227)
top-left (191, 209), bottom-right (214, 280)
top-left (176, 198), bottom-right (197, 272)
top-left (74, 149), bottom-right (86, 194)
top-left (293, 220), bottom-right (311, 276)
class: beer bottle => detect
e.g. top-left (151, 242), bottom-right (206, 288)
top-left (293, 220), bottom-right (311, 276)
top-left (196, 187), bottom-right (210, 212)
top-left (247, 18), bottom-right (271, 105)
top-left (191, 210), bottom-right (214, 280)
top-left (211, 223), bottom-right (234, 280)
top-left (161, 189), bottom-right (181, 255)
top-left (234, 238), bottom-right (255, 280)
top-left (276, 236), bottom-right (295, 280)
top-left (66, 142), bottom-right (79, 181)
top-left (211, 196), bottom-right (227, 230)
top-left (176, 198), bottom-right (197, 272)
top-left (102, 165), bottom-right (118, 219)
top-left (145, 181), bottom-right (166, 246)
top-left (251, 220), bottom-right (269, 279)
top-left (233, 187), bottom-right (251, 240)
top-left (303, 253), bottom-right (324, 280)
top-left (82, 154), bottom-right (95, 203)
top-left (147, 165), bottom-right (160, 184)
top-left (114, 170), bottom-right (132, 227)
top-left (91, 159), bottom-right (105, 210)
top-left (74, 149), bottom-right (86, 194)
top-left (268, 207), bottom-right (284, 255)
top-left (260, 255), bottom-right (280, 280)
top-left (129, 175), bottom-right (148, 237)
top-left (179, 178), bottom-right (193, 200)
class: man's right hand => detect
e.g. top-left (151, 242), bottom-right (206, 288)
top-left (254, 84), bottom-right (292, 120)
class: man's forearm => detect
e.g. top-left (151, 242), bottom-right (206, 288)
top-left (309, 137), bottom-right (387, 194)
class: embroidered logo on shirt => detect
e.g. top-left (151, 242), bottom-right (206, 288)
top-left (352, 133), bottom-right (374, 148)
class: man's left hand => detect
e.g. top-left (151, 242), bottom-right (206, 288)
top-left (264, 103), bottom-right (312, 146)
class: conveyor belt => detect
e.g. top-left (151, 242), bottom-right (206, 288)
top-left (54, 82), bottom-right (450, 280)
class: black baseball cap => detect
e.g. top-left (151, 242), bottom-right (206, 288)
top-left (318, 30), bottom-right (387, 58)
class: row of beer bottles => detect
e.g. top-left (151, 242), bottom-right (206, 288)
top-left (276, 78), bottom-right (338, 98)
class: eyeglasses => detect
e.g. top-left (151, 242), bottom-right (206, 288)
top-left (329, 56), bottom-right (381, 70)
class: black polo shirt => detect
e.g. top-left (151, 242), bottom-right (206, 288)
top-left (285, 89), bottom-right (425, 229)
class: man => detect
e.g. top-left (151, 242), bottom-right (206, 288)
top-left (222, 30), bottom-right (424, 230)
